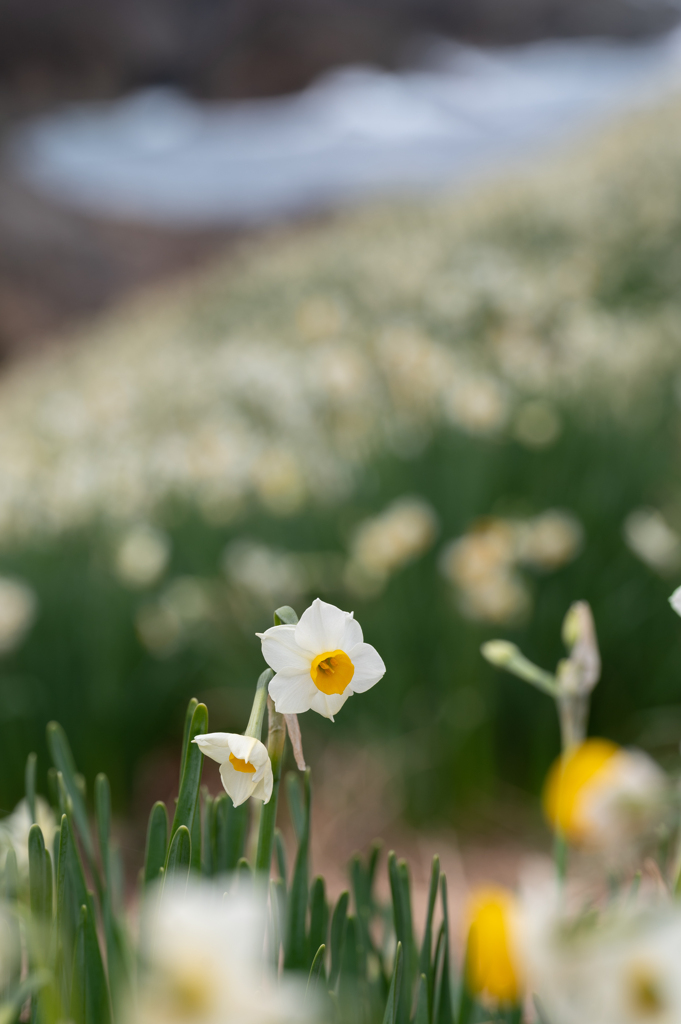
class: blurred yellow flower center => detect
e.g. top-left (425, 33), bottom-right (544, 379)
top-left (466, 888), bottom-right (521, 1005)
top-left (169, 964), bottom-right (215, 1018)
top-left (229, 752), bottom-right (256, 774)
top-left (629, 965), bottom-right (665, 1017)
top-left (542, 738), bottom-right (619, 841)
top-left (311, 649), bottom-right (354, 695)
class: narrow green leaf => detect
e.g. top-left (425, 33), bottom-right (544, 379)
top-left (144, 802), bottom-right (168, 885)
top-left (236, 857), bottom-right (252, 885)
top-left (274, 828), bottom-right (287, 884)
top-left (415, 973), bottom-right (429, 1024)
top-left (168, 702), bottom-right (208, 852)
top-left (367, 839), bottom-right (382, 894)
top-left (274, 606), bottom-right (299, 625)
top-left (165, 825), bottom-right (191, 884)
top-left (437, 876), bottom-right (454, 1024)
top-left (389, 853), bottom-right (415, 1024)
top-left (70, 902), bottom-right (111, 1024)
top-left (308, 876), bottom-right (329, 969)
top-left (284, 769), bottom-right (311, 971)
top-left (94, 774), bottom-right (112, 885)
top-left (255, 702), bottom-right (286, 876)
top-left (213, 795), bottom-right (249, 873)
top-left (47, 722), bottom-right (95, 864)
top-left (329, 890), bottom-right (349, 989)
top-left (269, 877), bottom-right (286, 969)
top-left (533, 994), bottom-right (552, 1024)
top-left (179, 698), bottom-right (199, 781)
top-left (190, 789), bottom-right (202, 873)
top-left (285, 772), bottom-right (305, 843)
top-left (306, 943), bottom-right (326, 997)
top-left (418, 855), bottom-right (440, 1002)
top-left (202, 791), bottom-right (214, 877)
top-left (25, 753), bottom-right (37, 825)
top-left (28, 825), bottom-right (52, 920)
top-left (382, 941), bottom-right (403, 1024)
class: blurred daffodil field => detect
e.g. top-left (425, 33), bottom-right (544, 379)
top-left (3, 96), bottom-right (681, 825)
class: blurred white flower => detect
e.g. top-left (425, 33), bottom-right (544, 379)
top-left (625, 509), bottom-right (681, 576)
top-left (193, 733), bottom-right (272, 807)
top-left (258, 597), bottom-right (385, 720)
top-left (443, 374), bottom-right (510, 436)
top-left (440, 511), bottom-right (582, 624)
top-left (136, 577), bottom-right (214, 657)
top-left (347, 496), bottom-right (437, 593)
top-left (114, 523), bottom-right (170, 588)
top-left (516, 510), bottom-right (583, 571)
top-left (512, 399), bottom-right (562, 448)
top-left (0, 797), bottom-right (56, 874)
top-left (542, 738), bottom-right (667, 851)
top-left (223, 540), bottom-right (306, 604)
top-left (523, 886), bottom-right (681, 1024)
top-left (133, 879), bottom-right (308, 1024)
top-left (0, 577), bottom-right (37, 653)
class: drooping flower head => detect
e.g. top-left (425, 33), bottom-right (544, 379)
top-left (542, 738), bottom-right (666, 848)
top-left (193, 733), bottom-right (273, 807)
top-left (465, 887), bottom-right (523, 1007)
top-left (257, 598), bottom-right (386, 720)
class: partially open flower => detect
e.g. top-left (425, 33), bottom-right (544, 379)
top-left (542, 738), bottom-right (667, 849)
top-left (465, 887), bottom-right (523, 1007)
top-left (257, 598), bottom-right (385, 720)
top-left (193, 733), bottom-right (273, 807)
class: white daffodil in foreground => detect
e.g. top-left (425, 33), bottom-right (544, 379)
top-left (257, 598), bottom-right (386, 719)
top-left (193, 733), bottom-right (273, 807)
top-left (133, 879), bottom-right (308, 1024)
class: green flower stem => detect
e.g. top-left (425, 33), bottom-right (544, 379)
top-left (245, 669), bottom-right (274, 741)
top-left (557, 693), bottom-right (588, 751)
top-left (255, 697), bottom-right (286, 875)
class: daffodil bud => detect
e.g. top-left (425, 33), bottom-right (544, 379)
top-left (481, 640), bottom-right (558, 696)
top-left (560, 601), bottom-right (600, 696)
top-left (465, 887), bottom-right (523, 1007)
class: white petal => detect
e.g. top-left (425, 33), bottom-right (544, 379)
top-left (257, 624), bottom-right (312, 673)
top-left (269, 670), bottom-right (317, 714)
top-left (227, 734), bottom-right (269, 768)
top-left (193, 732), bottom-right (239, 765)
top-left (219, 761), bottom-right (256, 807)
top-left (670, 586), bottom-right (681, 618)
top-left (295, 598), bottom-right (352, 654)
top-left (250, 760), bottom-right (274, 803)
top-left (347, 643), bottom-right (386, 693)
top-left (309, 688), bottom-right (350, 720)
top-left (340, 615), bottom-right (363, 650)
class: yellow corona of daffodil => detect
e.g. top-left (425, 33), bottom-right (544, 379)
top-left (542, 738), bottom-right (665, 847)
top-left (465, 887), bottom-right (522, 1006)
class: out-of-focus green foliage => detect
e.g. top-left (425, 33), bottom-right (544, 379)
top-left (3, 101), bottom-right (681, 818)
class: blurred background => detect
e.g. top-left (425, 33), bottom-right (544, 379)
top-left (2, 0), bottom-right (681, 853)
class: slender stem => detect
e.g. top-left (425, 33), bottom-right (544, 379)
top-left (245, 669), bottom-right (274, 740)
top-left (255, 698), bottom-right (286, 875)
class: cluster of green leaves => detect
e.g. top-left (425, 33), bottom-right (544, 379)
top-left (0, 692), bottom-right (521, 1024)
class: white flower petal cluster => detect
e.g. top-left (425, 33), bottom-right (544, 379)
top-left (0, 577), bottom-right (37, 654)
top-left (193, 733), bottom-right (273, 807)
top-left (440, 510), bottom-right (583, 624)
top-left (133, 879), bottom-right (310, 1024)
top-left (522, 880), bottom-right (681, 1024)
top-left (258, 598), bottom-right (385, 720)
top-left (0, 100), bottom-right (679, 547)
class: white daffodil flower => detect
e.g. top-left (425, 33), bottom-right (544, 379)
top-left (257, 597), bottom-right (386, 720)
top-left (193, 733), bottom-right (273, 807)
top-left (132, 879), bottom-right (309, 1024)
